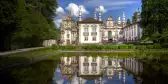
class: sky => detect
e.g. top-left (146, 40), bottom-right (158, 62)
top-left (54, 0), bottom-right (142, 28)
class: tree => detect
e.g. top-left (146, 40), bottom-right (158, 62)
top-left (25, 0), bottom-right (58, 23)
top-left (0, 0), bottom-right (59, 50)
top-left (132, 12), bottom-right (138, 23)
top-left (141, 0), bottom-right (168, 45)
top-left (126, 19), bottom-right (131, 25)
top-left (0, 0), bottom-right (17, 51)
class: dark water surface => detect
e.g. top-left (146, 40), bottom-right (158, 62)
top-left (0, 52), bottom-right (168, 84)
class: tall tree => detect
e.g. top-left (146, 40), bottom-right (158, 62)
top-left (132, 12), bottom-right (138, 23)
top-left (141, 0), bottom-right (168, 45)
top-left (13, 0), bottom-right (58, 48)
top-left (25, 0), bottom-right (58, 23)
top-left (0, 0), bottom-right (17, 51)
top-left (126, 19), bottom-right (131, 25)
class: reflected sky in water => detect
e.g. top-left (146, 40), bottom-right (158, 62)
top-left (53, 56), bottom-right (143, 84)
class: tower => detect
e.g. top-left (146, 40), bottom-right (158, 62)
top-left (122, 11), bottom-right (126, 27)
top-left (78, 6), bottom-right (82, 21)
top-left (98, 8), bottom-right (102, 21)
top-left (137, 8), bottom-right (141, 21)
top-left (118, 16), bottom-right (121, 24)
top-left (94, 8), bottom-right (97, 20)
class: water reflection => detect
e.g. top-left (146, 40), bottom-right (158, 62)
top-left (53, 56), bottom-right (143, 84)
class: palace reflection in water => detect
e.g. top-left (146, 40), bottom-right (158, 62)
top-left (53, 56), bottom-right (143, 84)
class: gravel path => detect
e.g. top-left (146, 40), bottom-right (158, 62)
top-left (0, 47), bottom-right (44, 56)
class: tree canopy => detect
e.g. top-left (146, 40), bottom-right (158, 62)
top-left (126, 19), bottom-right (131, 25)
top-left (141, 0), bottom-right (168, 47)
top-left (132, 12), bottom-right (138, 23)
top-left (0, 0), bottom-right (59, 51)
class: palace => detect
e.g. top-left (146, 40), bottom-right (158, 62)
top-left (54, 56), bottom-right (143, 84)
top-left (60, 6), bottom-right (142, 45)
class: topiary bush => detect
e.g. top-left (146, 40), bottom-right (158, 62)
top-left (65, 45), bottom-right (76, 50)
top-left (109, 45), bottom-right (118, 50)
top-left (146, 45), bottom-right (154, 49)
top-left (153, 43), bottom-right (161, 49)
top-left (136, 45), bottom-right (146, 50)
top-left (128, 44), bottom-right (135, 49)
top-left (118, 44), bottom-right (128, 49)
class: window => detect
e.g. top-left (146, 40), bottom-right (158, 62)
top-left (84, 57), bottom-right (88, 62)
top-left (84, 66), bottom-right (89, 72)
top-left (92, 28), bottom-right (96, 32)
top-left (92, 37), bottom-right (96, 41)
top-left (92, 66), bottom-right (96, 72)
top-left (67, 34), bottom-right (70, 38)
top-left (72, 33), bottom-right (74, 37)
top-left (84, 37), bottom-right (88, 41)
top-left (84, 28), bottom-right (88, 32)
top-left (84, 57), bottom-right (89, 72)
top-left (92, 58), bottom-right (96, 62)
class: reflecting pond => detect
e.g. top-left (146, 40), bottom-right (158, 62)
top-left (1, 52), bottom-right (168, 84)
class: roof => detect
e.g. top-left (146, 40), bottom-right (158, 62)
top-left (78, 17), bottom-right (103, 24)
top-left (123, 21), bottom-right (140, 29)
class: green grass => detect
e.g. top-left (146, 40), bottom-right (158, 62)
top-left (0, 48), bottom-right (57, 68)
top-left (6, 48), bottom-right (56, 58)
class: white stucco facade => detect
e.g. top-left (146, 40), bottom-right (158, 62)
top-left (78, 56), bottom-right (102, 75)
top-left (78, 23), bottom-right (102, 44)
top-left (122, 23), bottom-right (143, 41)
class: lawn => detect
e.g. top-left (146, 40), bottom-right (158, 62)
top-left (0, 48), bottom-right (58, 69)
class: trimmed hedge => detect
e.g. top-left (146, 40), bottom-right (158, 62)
top-left (51, 44), bottom-right (163, 50)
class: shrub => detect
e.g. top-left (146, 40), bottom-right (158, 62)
top-left (61, 46), bottom-right (66, 50)
top-left (109, 45), bottom-right (118, 50)
top-left (118, 44), bottom-right (128, 49)
top-left (146, 45), bottom-right (154, 49)
top-left (161, 43), bottom-right (168, 48)
top-left (51, 44), bottom-right (59, 50)
top-left (136, 45), bottom-right (146, 50)
top-left (96, 45), bottom-right (104, 50)
top-left (128, 44), bottom-right (135, 49)
top-left (65, 45), bottom-right (76, 50)
top-left (83, 45), bottom-right (97, 50)
top-left (153, 43), bottom-right (161, 49)
top-left (104, 45), bottom-right (111, 50)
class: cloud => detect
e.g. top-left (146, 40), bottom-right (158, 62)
top-left (56, 7), bottom-right (65, 15)
top-left (54, 19), bottom-right (62, 28)
top-left (85, 0), bottom-right (140, 10)
top-left (55, 6), bottom-right (65, 28)
top-left (56, 79), bottom-right (64, 84)
top-left (96, 6), bottom-right (108, 13)
top-left (66, 3), bottom-right (89, 17)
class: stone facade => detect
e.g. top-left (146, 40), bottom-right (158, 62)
top-left (60, 13), bottom-right (77, 45)
top-left (103, 15), bottom-right (124, 42)
top-left (60, 8), bottom-right (142, 45)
